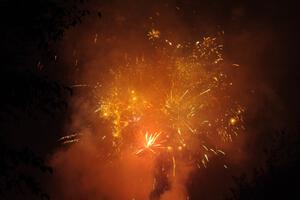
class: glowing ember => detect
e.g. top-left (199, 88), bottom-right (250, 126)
top-left (147, 29), bottom-right (160, 40)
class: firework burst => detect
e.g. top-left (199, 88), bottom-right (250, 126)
top-left (61, 30), bottom-right (245, 174)
top-left (136, 131), bottom-right (164, 155)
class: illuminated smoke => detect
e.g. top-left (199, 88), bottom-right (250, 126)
top-left (49, 1), bottom-right (255, 199)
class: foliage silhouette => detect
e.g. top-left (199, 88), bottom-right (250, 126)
top-left (228, 130), bottom-right (300, 200)
top-left (0, 0), bottom-right (94, 199)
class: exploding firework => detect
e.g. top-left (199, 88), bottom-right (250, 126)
top-left (60, 29), bottom-right (245, 199)
top-left (136, 131), bottom-right (164, 155)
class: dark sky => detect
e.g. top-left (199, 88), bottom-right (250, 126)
top-left (1, 0), bottom-right (300, 199)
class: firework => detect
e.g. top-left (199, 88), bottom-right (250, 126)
top-left (136, 131), bottom-right (164, 155)
top-left (147, 29), bottom-right (161, 40)
top-left (61, 30), bottom-right (245, 172)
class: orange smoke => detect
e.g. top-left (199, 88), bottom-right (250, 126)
top-left (51, 134), bottom-right (155, 199)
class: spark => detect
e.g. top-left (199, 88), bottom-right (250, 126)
top-left (217, 150), bottom-right (226, 155)
top-left (199, 88), bottom-right (211, 96)
top-left (70, 84), bottom-right (89, 88)
top-left (59, 133), bottom-right (81, 144)
top-left (172, 156), bottom-right (176, 177)
top-left (94, 33), bottom-right (98, 43)
top-left (230, 117), bottom-right (237, 125)
top-left (204, 154), bottom-right (209, 162)
top-left (147, 29), bottom-right (160, 40)
top-left (136, 131), bottom-right (164, 155)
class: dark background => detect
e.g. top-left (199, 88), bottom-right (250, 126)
top-left (1, 0), bottom-right (299, 199)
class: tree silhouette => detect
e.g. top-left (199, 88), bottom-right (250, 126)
top-left (228, 129), bottom-right (300, 200)
top-left (0, 0), bottom-right (94, 199)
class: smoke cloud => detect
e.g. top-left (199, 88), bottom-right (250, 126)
top-left (47, 0), bottom-right (299, 199)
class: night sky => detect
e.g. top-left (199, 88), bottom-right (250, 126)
top-left (1, 0), bottom-right (300, 199)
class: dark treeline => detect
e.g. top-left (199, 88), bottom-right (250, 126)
top-left (0, 0), bottom-right (91, 199)
top-left (228, 129), bottom-right (300, 199)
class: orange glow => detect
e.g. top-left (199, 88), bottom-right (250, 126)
top-left (57, 28), bottom-right (246, 200)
